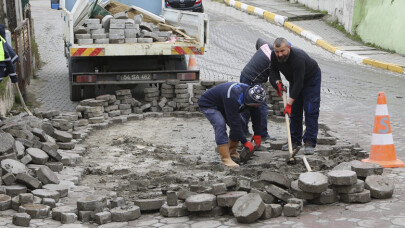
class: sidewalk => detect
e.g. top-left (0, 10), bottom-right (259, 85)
top-left (223, 0), bottom-right (405, 74)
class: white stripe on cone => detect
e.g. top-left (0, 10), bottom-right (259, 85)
top-left (371, 133), bottom-right (394, 145)
top-left (375, 104), bottom-right (389, 116)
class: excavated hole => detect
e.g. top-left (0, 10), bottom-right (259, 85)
top-left (79, 117), bottom-right (363, 202)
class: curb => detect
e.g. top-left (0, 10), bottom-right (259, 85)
top-left (223, 0), bottom-right (405, 74)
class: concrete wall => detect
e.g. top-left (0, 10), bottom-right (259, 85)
top-left (352, 0), bottom-right (405, 54)
top-left (0, 78), bottom-right (15, 117)
top-left (290, 0), bottom-right (355, 34)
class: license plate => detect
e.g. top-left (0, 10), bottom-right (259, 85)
top-left (120, 73), bottom-right (152, 81)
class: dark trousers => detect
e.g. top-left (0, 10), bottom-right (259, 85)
top-left (290, 68), bottom-right (321, 147)
top-left (239, 76), bottom-right (269, 138)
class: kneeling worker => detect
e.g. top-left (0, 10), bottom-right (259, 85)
top-left (198, 82), bottom-right (266, 168)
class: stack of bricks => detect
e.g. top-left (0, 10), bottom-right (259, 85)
top-left (174, 84), bottom-right (190, 111)
top-left (116, 89), bottom-right (133, 115)
top-left (267, 84), bottom-right (283, 116)
top-left (95, 95), bottom-right (119, 118)
top-left (160, 82), bottom-right (175, 100)
top-left (76, 99), bottom-right (105, 124)
top-left (143, 87), bottom-right (159, 112)
top-left (74, 12), bottom-right (175, 45)
top-left (191, 84), bottom-right (206, 111)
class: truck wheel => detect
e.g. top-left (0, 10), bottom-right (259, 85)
top-left (70, 85), bottom-right (82, 101)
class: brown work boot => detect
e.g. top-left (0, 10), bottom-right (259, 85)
top-left (218, 144), bottom-right (239, 168)
top-left (228, 140), bottom-right (240, 162)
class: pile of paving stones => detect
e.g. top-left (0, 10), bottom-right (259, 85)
top-left (74, 12), bottom-right (173, 44)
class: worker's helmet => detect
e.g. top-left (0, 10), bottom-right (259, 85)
top-left (245, 85), bottom-right (266, 104)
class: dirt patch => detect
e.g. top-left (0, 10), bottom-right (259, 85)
top-left (79, 117), bottom-right (364, 201)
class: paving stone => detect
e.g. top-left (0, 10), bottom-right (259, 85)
top-left (2, 173), bottom-right (16, 185)
top-left (32, 128), bottom-right (47, 142)
top-left (12, 212), bottom-right (31, 227)
top-left (111, 197), bottom-right (125, 208)
top-left (20, 154), bottom-right (32, 165)
top-left (77, 195), bottom-right (107, 211)
top-left (52, 205), bottom-right (78, 221)
top-left (340, 190), bottom-right (371, 203)
top-left (0, 194), bottom-right (11, 210)
top-left (111, 206), bottom-right (141, 222)
top-left (260, 204), bottom-right (272, 219)
top-left (236, 179), bottom-right (251, 192)
top-left (194, 206), bottom-right (226, 217)
top-left (42, 184), bottom-right (68, 198)
top-left (328, 170), bottom-right (357, 186)
top-left (89, 117), bottom-right (105, 124)
top-left (332, 179), bottom-right (365, 194)
top-left (211, 183), bottom-right (227, 196)
top-left (317, 136), bottom-right (337, 145)
top-left (0, 131), bottom-right (15, 154)
top-left (265, 184), bottom-right (294, 202)
top-left (260, 171), bottom-right (291, 189)
top-left (60, 212), bottom-right (78, 224)
top-left (95, 211), bottom-right (112, 225)
top-left (41, 146), bottom-right (62, 162)
top-left (15, 140), bottom-right (25, 159)
top-left (269, 140), bottom-right (284, 150)
top-left (42, 198), bottom-right (56, 208)
top-left (19, 204), bottom-right (50, 219)
top-left (250, 188), bottom-right (275, 204)
top-left (36, 166), bottom-right (60, 185)
top-left (216, 191), bottom-right (247, 207)
top-left (283, 203), bottom-right (301, 217)
top-left (298, 172), bottom-right (329, 193)
top-left (166, 191), bottom-right (178, 206)
top-left (57, 142), bottom-right (76, 150)
top-left (309, 188), bottom-right (337, 205)
top-left (232, 193), bottom-right (265, 223)
top-left (134, 198), bottom-right (165, 211)
top-left (78, 210), bottom-right (94, 222)
top-left (11, 196), bottom-right (20, 211)
top-left (26, 148), bottom-right (49, 165)
top-left (365, 175), bottom-right (394, 199)
top-left (160, 202), bottom-right (189, 217)
top-left (1, 159), bottom-right (28, 175)
top-left (16, 173), bottom-right (42, 189)
top-left (19, 193), bottom-right (33, 205)
top-left (31, 189), bottom-right (60, 202)
top-left (185, 193), bottom-right (216, 212)
top-left (45, 162), bottom-right (63, 172)
top-left (5, 185), bottom-right (27, 197)
top-left (287, 198), bottom-right (304, 211)
top-left (351, 162), bottom-right (383, 178)
top-left (268, 204), bottom-right (282, 218)
top-left (177, 189), bottom-right (197, 200)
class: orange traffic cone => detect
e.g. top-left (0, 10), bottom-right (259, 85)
top-left (188, 54), bottom-right (198, 70)
top-left (362, 92), bottom-right (405, 168)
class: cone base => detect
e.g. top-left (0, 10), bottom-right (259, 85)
top-left (362, 158), bottom-right (405, 168)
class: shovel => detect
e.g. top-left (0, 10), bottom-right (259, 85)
top-left (14, 83), bottom-right (33, 116)
top-left (282, 91), bottom-right (297, 165)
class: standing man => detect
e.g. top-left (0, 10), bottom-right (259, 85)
top-left (198, 82), bottom-right (266, 168)
top-left (269, 37), bottom-right (321, 155)
top-left (239, 38), bottom-right (276, 142)
top-left (0, 24), bottom-right (19, 84)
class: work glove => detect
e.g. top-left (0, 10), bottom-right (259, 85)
top-left (243, 141), bottom-right (255, 153)
top-left (276, 81), bottom-right (287, 97)
top-left (284, 103), bottom-right (292, 117)
top-left (251, 135), bottom-right (261, 147)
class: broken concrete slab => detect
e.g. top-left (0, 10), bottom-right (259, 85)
top-left (265, 184), bottom-right (294, 202)
top-left (232, 193), bottom-right (265, 223)
top-left (12, 213), bottom-right (31, 227)
top-left (217, 191), bottom-right (247, 207)
top-left (327, 170), bottom-right (357, 185)
top-left (259, 171), bottom-right (291, 189)
top-left (185, 193), bottom-right (217, 212)
top-left (332, 179), bottom-right (364, 194)
top-left (340, 190), bottom-right (371, 203)
top-left (26, 148), bottom-right (49, 165)
top-left (351, 162), bottom-right (383, 178)
top-left (298, 172), bottom-right (329, 193)
top-left (37, 166), bottom-right (60, 185)
top-left (110, 206), bottom-right (141, 222)
top-left (365, 175), bottom-right (394, 199)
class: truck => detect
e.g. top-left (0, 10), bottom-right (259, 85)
top-left (60, 0), bottom-right (209, 101)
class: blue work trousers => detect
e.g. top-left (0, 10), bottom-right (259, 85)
top-left (239, 76), bottom-right (269, 137)
top-left (200, 108), bottom-right (229, 145)
top-left (290, 68), bottom-right (321, 147)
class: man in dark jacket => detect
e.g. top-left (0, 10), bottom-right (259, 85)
top-left (198, 82), bottom-right (266, 168)
top-left (0, 24), bottom-right (19, 84)
top-left (239, 38), bottom-right (276, 142)
top-left (269, 37), bottom-right (321, 155)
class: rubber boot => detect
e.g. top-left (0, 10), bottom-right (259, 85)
top-left (228, 140), bottom-right (240, 162)
top-left (218, 144), bottom-right (239, 168)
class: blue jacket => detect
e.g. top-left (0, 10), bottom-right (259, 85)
top-left (240, 38), bottom-right (273, 83)
top-left (198, 82), bottom-right (262, 144)
top-left (0, 36), bottom-right (18, 83)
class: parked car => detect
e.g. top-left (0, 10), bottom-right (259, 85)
top-left (165, 0), bottom-right (204, 13)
